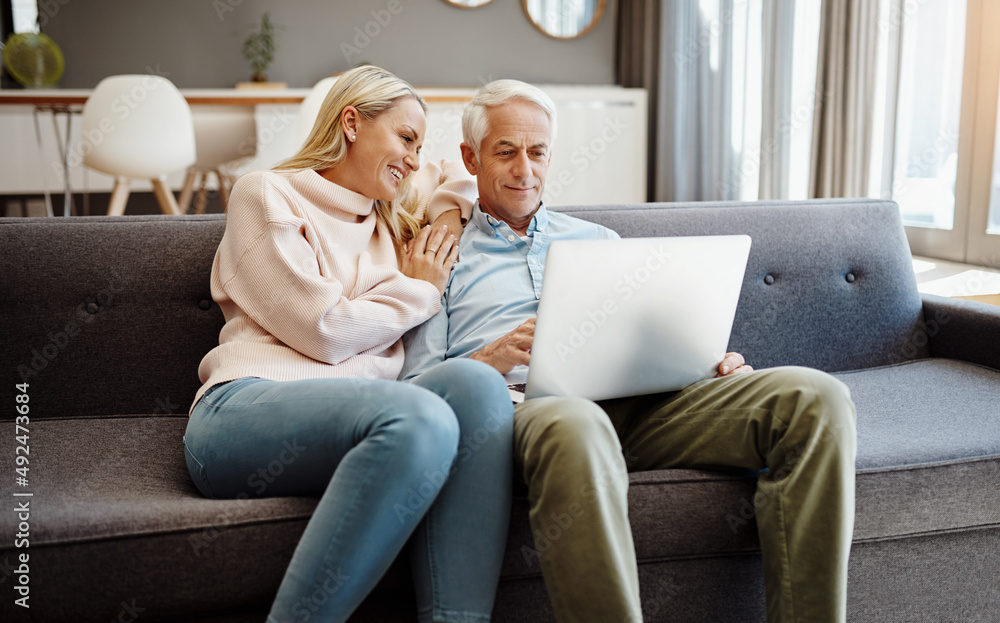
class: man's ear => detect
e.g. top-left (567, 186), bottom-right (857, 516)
top-left (460, 143), bottom-right (479, 175)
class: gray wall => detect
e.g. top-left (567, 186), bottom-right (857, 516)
top-left (42, 0), bottom-right (617, 88)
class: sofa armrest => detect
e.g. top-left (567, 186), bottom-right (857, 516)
top-left (922, 293), bottom-right (1000, 370)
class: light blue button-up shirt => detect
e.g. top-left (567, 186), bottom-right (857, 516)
top-left (400, 202), bottom-right (619, 383)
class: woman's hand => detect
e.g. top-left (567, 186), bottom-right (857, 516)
top-left (401, 224), bottom-right (459, 295)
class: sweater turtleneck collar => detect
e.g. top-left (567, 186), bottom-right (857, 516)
top-left (290, 169), bottom-right (376, 218)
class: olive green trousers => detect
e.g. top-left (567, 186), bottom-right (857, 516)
top-left (514, 366), bottom-right (857, 623)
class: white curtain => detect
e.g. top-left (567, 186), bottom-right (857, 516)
top-left (809, 0), bottom-right (881, 198)
top-left (617, 0), bottom-right (826, 202)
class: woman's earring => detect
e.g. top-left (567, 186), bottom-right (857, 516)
top-left (350, 134), bottom-right (356, 142)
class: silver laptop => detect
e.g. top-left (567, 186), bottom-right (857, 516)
top-left (523, 235), bottom-right (752, 401)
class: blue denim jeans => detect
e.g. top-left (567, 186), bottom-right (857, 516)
top-left (183, 359), bottom-right (513, 623)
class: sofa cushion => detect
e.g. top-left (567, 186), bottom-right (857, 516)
top-left (835, 358), bottom-right (1000, 470)
top-left (835, 359), bottom-right (1000, 543)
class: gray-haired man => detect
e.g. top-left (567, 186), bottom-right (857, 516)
top-left (402, 79), bottom-right (856, 623)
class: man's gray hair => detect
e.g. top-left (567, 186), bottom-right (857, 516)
top-left (462, 79), bottom-right (558, 157)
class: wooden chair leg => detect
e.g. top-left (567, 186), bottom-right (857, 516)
top-left (178, 169), bottom-right (198, 214)
top-left (195, 175), bottom-right (209, 215)
top-left (151, 177), bottom-right (182, 215)
top-left (107, 178), bottom-right (131, 216)
top-left (217, 169), bottom-right (231, 209)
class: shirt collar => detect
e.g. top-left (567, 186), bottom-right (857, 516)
top-left (471, 201), bottom-right (550, 237)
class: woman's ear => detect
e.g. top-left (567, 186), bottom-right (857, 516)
top-left (341, 106), bottom-right (359, 141)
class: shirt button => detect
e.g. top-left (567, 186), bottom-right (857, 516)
top-left (529, 258), bottom-right (536, 263)
top-left (507, 235), bottom-right (515, 242)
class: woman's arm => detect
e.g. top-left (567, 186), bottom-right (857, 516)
top-left (217, 173), bottom-right (447, 366)
top-left (406, 159), bottom-right (477, 226)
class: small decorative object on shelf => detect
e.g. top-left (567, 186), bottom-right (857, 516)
top-left (237, 12), bottom-right (286, 90)
top-left (3, 32), bottom-right (65, 88)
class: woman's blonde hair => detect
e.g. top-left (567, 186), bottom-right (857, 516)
top-left (276, 65), bottom-right (426, 246)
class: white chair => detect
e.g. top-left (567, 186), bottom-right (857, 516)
top-left (81, 75), bottom-right (196, 216)
top-left (295, 76), bottom-right (338, 149)
top-left (178, 105), bottom-right (257, 214)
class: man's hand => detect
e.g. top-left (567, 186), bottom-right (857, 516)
top-left (715, 352), bottom-right (753, 377)
top-left (401, 225), bottom-right (459, 295)
top-left (470, 318), bottom-right (535, 374)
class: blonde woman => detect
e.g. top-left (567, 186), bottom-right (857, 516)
top-left (183, 66), bottom-right (513, 623)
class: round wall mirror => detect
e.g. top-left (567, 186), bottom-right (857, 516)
top-left (523, 0), bottom-right (607, 40)
top-left (442, 0), bottom-right (495, 8)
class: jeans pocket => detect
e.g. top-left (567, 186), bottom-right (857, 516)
top-left (183, 435), bottom-right (219, 499)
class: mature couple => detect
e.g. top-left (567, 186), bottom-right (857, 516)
top-left (184, 65), bottom-right (857, 623)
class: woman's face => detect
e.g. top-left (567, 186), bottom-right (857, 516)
top-left (347, 96), bottom-right (426, 202)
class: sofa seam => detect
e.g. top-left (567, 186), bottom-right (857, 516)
top-left (0, 513), bottom-right (314, 551)
top-left (855, 454), bottom-right (1000, 474)
top-left (832, 356), bottom-right (1000, 376)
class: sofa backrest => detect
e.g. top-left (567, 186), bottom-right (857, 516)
top-left (2, 215), bottom-right (226, 420)
top-left (0, 199), bottom-right (928, 419)
top-left (558, 198), bottom-right (928, 373)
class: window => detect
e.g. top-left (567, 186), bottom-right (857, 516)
top-left (885, 0), bottom-right (965, 231)
top-left (11, 0), bottom-right (37, 33)
top-left (873, 0), bottom-right (1000, 265)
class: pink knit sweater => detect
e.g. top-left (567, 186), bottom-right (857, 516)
top-left (191, 162), bottom-right (475, 412)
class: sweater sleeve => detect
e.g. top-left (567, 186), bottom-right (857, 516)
top-left (406, 159), bottom-right (477, 223)
top-left (217, 174), bottom-right (442, 366)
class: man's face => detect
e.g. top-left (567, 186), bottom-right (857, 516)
top-left (460, 100), bottom-right (552, 233)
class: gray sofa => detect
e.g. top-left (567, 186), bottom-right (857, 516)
top-left (2, 198), bottom-right (999, 622)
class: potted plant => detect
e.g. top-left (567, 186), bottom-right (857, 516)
top-left (238, 12), bottom-right (285, 88)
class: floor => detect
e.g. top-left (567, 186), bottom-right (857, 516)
top-left (913, 256), bottom-right (1000, 305)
